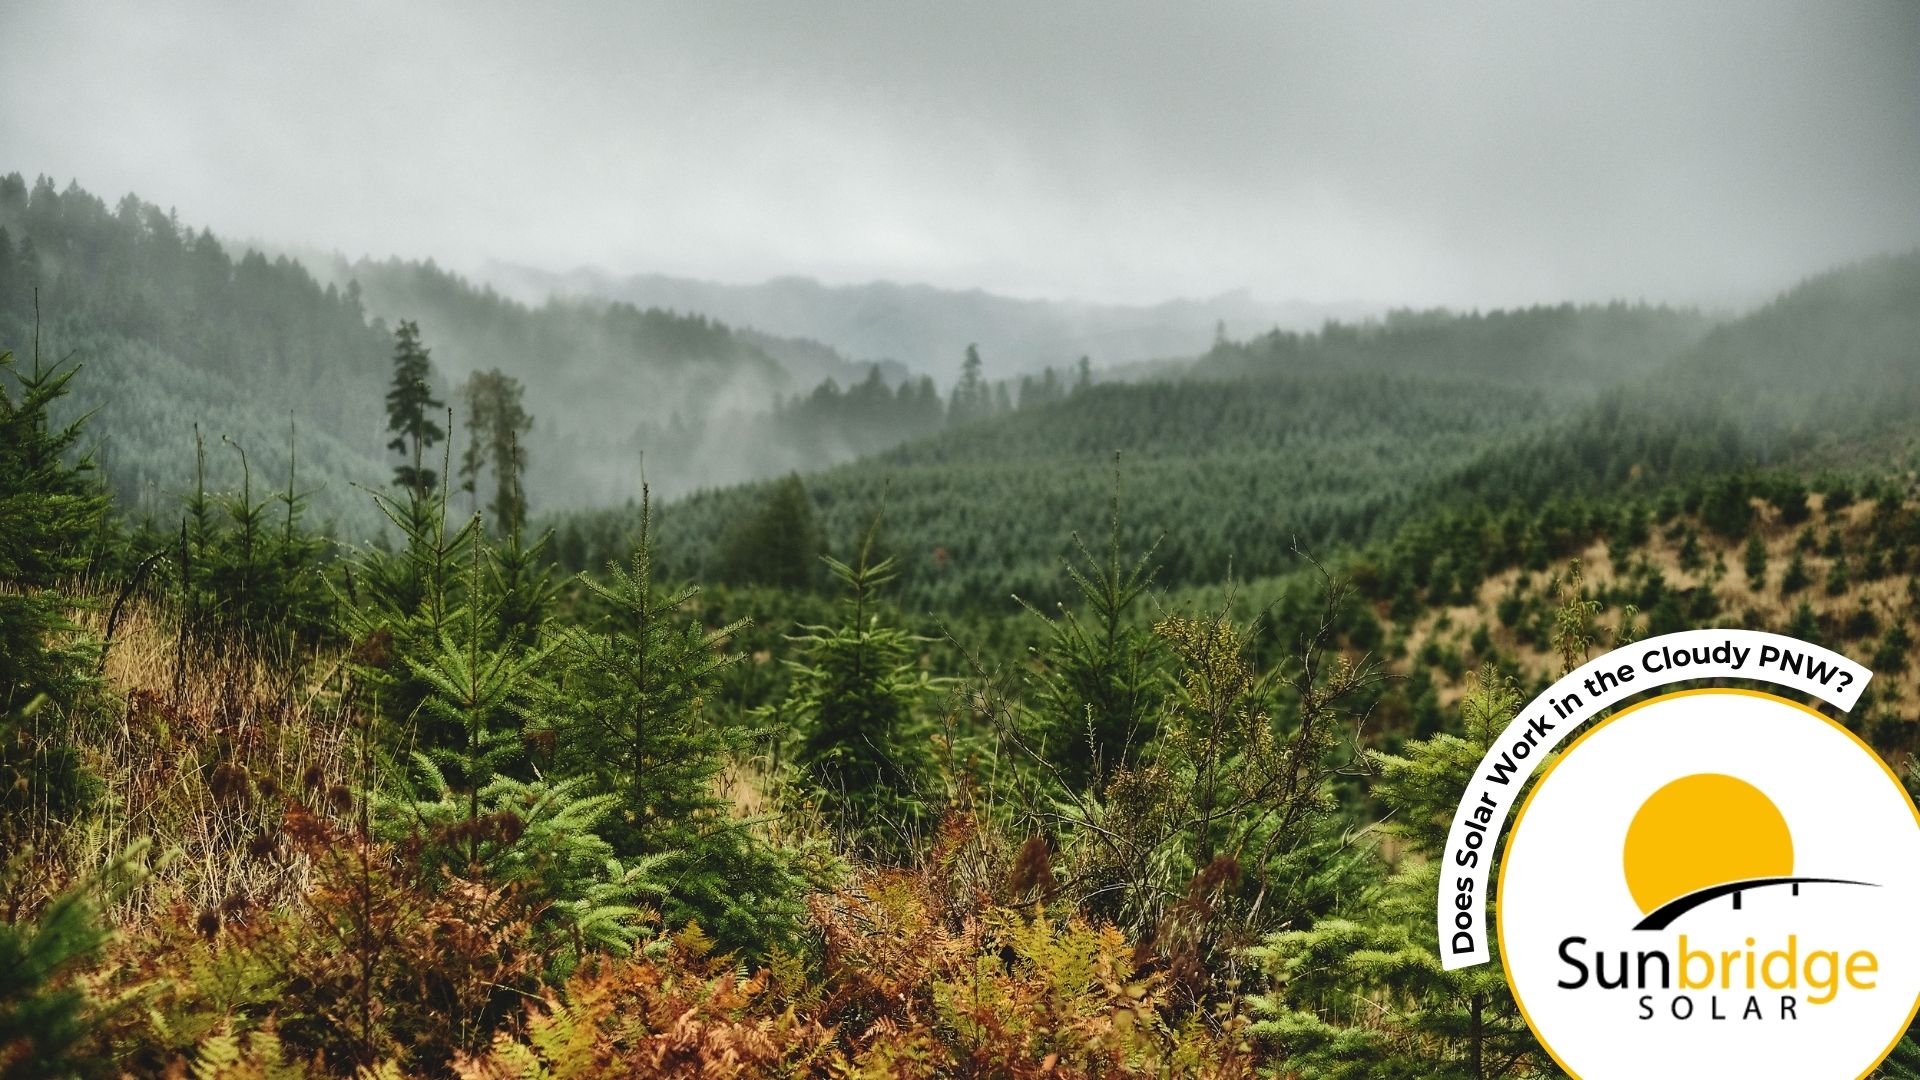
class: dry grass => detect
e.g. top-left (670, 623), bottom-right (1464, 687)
top-left (10, 598), bottom-right (361, 922)
top-left (1400, 494), bottom-right (1918, 754)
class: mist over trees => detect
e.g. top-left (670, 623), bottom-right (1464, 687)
top-left (5, 1), bottom-right (1920, 1072)
top-left (0, 175), bottom-right (1157, 538)
top-left (456, 368), bottom-right (533, 537)
top-left (4, 160), bottom-right (1920, 1078)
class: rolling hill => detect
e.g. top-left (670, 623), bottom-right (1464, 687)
top-left (0, 174), bottom-right (939, 531)
top-left (554, 254), bottom-right (1919, 613)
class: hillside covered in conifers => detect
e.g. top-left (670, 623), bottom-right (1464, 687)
top-left (4, 171), bottom-right (1919, 1078)
top-left (556, 251), bottom-right (1920, 612)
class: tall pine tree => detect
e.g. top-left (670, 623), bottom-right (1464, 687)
top-left (384, 320), bottom-right (445, 502)
top-left (457, 369), bottom-right (533, 539)
top-left (948, 343), bottom-right (990, 424)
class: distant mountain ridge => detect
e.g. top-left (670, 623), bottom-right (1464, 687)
top-left (481, 262), bottom-right (1370, 377)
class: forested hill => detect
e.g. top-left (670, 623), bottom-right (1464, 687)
top-left (634, 370), bottom-right (1555, 606)
top-left (0, 174), bottom-right (926, 529)
top-left (1430, 251), bottom-right (1920, 511)
top-left (1188, 300), bottom-right (1713, 393)
top-left (554, 257), bottom-right (1920, 611)
top-left (0, 174), bottom-right (395, 531)
top-left (553, 300), bottom-right (1713, 607)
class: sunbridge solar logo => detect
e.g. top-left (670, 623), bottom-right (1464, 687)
top-left (1498, 690), bottom-right (1920, 1078)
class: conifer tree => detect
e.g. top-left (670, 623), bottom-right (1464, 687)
top-left (342, 459), bottom-right (481, 744)
top-left (271, 422), bottom-right (335, 640)
top-left (1086, 588), bottom-right (1377, 940)
top-left (408, 531), bottom-right (554, 812)
top-left (1781, 549), bottom-right (1811, 595)
top-left (1826, 554), bottom-right (1851, 596)
top-left (1676, 526), bottom-right (1703, 572)
top-left (0, 342), bottom-right (108, 714)
top-left (1775, 478), bottom-right (1812, 525)
top-left (785, 525), bottom-right (939, 857)
top-left (0, 332), bottom-right (109, 832)
top-left (488, 530), bottom-right (559, 648)
top-left (1788, 599), bottom-right (1822, 643)
top-left (1743, 530), bottom-right (1768, 591)
top-left (386, 766), bottom-right (662, 970)
top-left (1875, 621), bottom-right (1912, 675)
top-left (1019, 480), bottom-right (1164, 791)
top-left (188, 434), bottom-right (330, 645)
top-left (1701, 475), bottom-right (1752, 538)
top-left (363, 485), bottom-right (653, 972)
top-left (384, 320), bottom-right (445, 502)
top-left (1248, 665), bottom-right (1546, 1079)
top-left (556, 490), bottom-right (811, 950)
top-left (717, 473), bottom-right (823, 589)
top-left (949, 343), bottom-right (989, 424)
top-left (1017, 365), bottom-right (1063, 409)
top-left (457, 369), bottom-right (533, 538)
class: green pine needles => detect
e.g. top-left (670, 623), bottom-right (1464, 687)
top-left (1018, 474), bottom-right (1165, 792)
top-left (0, 331), bottom-right (109, 836)
top-left (0, 341), bottom-right (107, 714)
top-left (784, 526), bottom-right (941, 859)
top-left (0, 843), bottom-right (145, 1080)
top-left (1248, 665), bottom-right (1546, 1079)
top-left (380, 763), bottom-right (663, 973)
top-left (555, 489), bottom-right (815, 952)
top-left (384, 320), bottom-right (445, 503)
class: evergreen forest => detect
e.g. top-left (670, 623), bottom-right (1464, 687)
top-left (5, 170), bottom-right (1920, 1079)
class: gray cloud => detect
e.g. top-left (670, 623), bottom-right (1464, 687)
top-left (4, 1), bottom-right (1917, 307)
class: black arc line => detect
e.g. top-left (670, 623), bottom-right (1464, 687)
top-left (1633, 877), bottom-right (1878, 931)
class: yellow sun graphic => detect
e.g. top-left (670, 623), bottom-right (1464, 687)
top-left (1622, 773), bottom-right (1794, 915)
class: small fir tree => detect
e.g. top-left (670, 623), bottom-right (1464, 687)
top-left (785, 526), bottom-right (939, 857)
top-left (556, 490), bottom-right (812, 950)
top-left (1826, 554), bottom-right (1851, 596)
top-left (0, 342), bottom-right (108, 713)
top-left (1787, 599), bottom-right (1823, 644)
top-left (717, 473), bottom-right (824, 589)
top-left (1019, 477), bottom-right (1164, 792)
top-left (1781, 550), bottom-right (1811, 595)
top-left (341, 453), bottom-right (483, 747)
top-left (1873, 621), bottom-right (1912, 674)
top-left (1743, 531), bottom-right (1768, 591)
top-left (0, 336), bottom-right (109, 833)
top-left (1248, 666), bottom-right (1548, 1079)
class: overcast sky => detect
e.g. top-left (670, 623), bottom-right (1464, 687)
top-left (4, 2), bottom-right (1917, 308)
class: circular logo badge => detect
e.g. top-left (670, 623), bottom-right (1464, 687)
top-left (1499, 690), bottom-right (1920, 1079)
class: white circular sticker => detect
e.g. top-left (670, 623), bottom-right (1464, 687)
top-left (1500, 690), bottom-right (1920, 1079)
